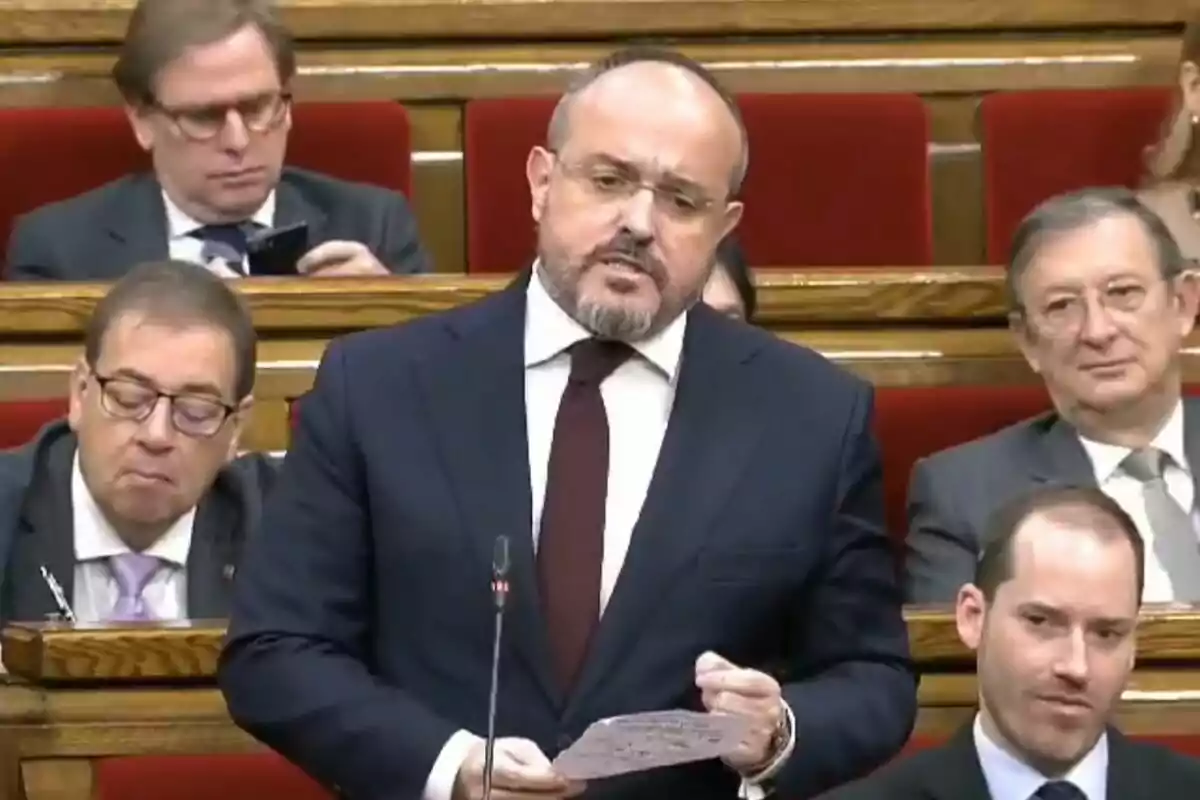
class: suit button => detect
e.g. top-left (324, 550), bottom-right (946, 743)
top-left (557, 733), bottom-right (574, 750)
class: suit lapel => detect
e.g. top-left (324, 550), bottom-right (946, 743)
top-left (274, 173), bottom-right (327, 242)
top-left (922, 724), bottom-right (993, 800)
top-left (1181, 397), bottom-right (1200, 511)
top-left (1105, 728), bottom-right (1146, 800)
top-left (566, 307), bottom-right (768, 716)
top-left (101, 173), bottom-right (171, 274)
top-left (8, 429), bottom-right (78, 622)
top-left (186, 472), bottom-right (244, 620)
top-left (1027, 413), bottom-right (1097, 488)
top-left (417, 278), bottom-right (560, 709)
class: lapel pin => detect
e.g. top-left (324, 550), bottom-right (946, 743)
top-left (223, 564), bottom-right (236, 581)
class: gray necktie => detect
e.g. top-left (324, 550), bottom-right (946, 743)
top-left (1122, 448), bottom-right (1200, 600)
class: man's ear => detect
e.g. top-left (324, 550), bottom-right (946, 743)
top-left (527, 146), bottom-right (555, 225)
top-left (225, 395), bottom-right (255, 462)
top-left (67, 358), bottom-right (90, 432)
top-left (125, 103), bottom-right (156, 152)
top-left (955, 582), bottom-right (987, 652)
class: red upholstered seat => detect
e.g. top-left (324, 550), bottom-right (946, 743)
top-left (980, 88), bottom-right (1172, 264)
top-left (463, 92), bottom-right (931, 273)
top-left (0, 399), bottom-right (68, 450)
top-left (94, 753), bottom-right (332, 800)
top-left (0, 101), bottom-right (412, 278)
top-left (874, 385), bottom-right (1052, 542)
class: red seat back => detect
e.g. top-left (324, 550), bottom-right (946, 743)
top-left (95, 753), bottom-right (332, 800)
top-left (0, 102), bottom-right (412, 278)
top-left (463, 92), bottom-right (931, 273)
top-left (981, 88), bottom-right (1172, 264)
top-left (874, 385), bottom-right (1052, 541)
top-left (0, 399), bottom-right (68, 450)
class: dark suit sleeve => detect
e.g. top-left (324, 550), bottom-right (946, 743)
top-left (218, 341), bottom-right (458, 798)
top-left (5, 212), bottom-right (63, 281)
top-left (904, 457), bottom-right (978, 604)
top-left (376, 192), bottom-right (432, 274)
top-left (775, 384), bottom-right (917, 797)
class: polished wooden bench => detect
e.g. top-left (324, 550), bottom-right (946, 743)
top-left (0, 268), bottom-right (1196, 452)
top-left (2, 607), bottom-right (1198, 798)
top-left (0, 0), bottom-right (1186, 269)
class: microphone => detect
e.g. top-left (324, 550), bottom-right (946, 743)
top-left (482, 536), bottom-right (511, 800)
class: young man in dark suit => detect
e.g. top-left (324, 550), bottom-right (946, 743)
top-left (823, 485), bottom-right (1200, 800)
top-left (0, 261), bottom-right (275, 625)
top-left (5, 0), bottom-right (429, 281)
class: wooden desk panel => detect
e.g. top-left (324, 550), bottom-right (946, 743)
top-left (3, 609), bottom-right (1200, 799)
top-left (0, 0), bottom-right (1187, 46)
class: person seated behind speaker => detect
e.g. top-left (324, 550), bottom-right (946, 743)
top-left (0, 261), bottom-right (276, 626)
top-left (703, 235), bottom-right (758, 321)
top-left (905, 187), bottom-right (1200, 605)
top-left (1138, 17), bottom-right (1200, 263)
top-left (822, 485), bottom-right (1200, 800)
top-left (5, 0), bottom-right (430, 282)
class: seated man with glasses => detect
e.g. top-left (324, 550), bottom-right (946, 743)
top-left (0, 260), bottom-right (276, 626)
top-left (6, 0), bottom-right (430, 281)
top-left (905, 187), bottom-right (1200, 605)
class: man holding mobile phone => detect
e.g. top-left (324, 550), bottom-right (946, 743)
top-left (5, 0), bottom-right (430, 282)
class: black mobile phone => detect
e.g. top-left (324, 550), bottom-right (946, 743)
top-left (247, 222), bottom-right (309, 277)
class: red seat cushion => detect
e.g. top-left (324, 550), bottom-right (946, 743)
top-left (95, 753), bottom-right (331, 800)
top-left (981, 88), bottom-right (1172, 264)
top-left (0, 102), bottom-right (412, 278)
top-left (463, 92), bottom-right (931, 273)
top-left (0, 399), bottom-right (68, 449)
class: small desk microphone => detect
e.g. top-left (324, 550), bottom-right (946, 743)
top-left (482, 536), bottom-right (511, 800)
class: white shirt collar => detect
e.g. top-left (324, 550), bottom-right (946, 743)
top-left (163, 189), bottom-right (276, 240)
top-left (974, 714), bottom-right (1107, 800)
top-left (1077, 399), bottom-right (1187, 484)
top-left (523, 263), bottom-right (687, 382)
top-left (71, 450), bottom-right (194, 567)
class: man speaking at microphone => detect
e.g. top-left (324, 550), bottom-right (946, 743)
top-left (219, 47), bottom-right (916, 800)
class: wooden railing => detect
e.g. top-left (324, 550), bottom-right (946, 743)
top-left (2, 269), bottom-right (1199, 451)
top-left (3, 605), bottom-right (1200, 797)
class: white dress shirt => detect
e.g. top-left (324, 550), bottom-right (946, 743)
top-left (164, 189), bottom-right (275, 278)
top-left (975, 714), bottom-right (1107, 800)
top-left (1077, 400), bottom-right (1194, 603)
top-left (422, 270), bottom-right (794, 800)
top-left (70, 451), bottom-right (193, 622)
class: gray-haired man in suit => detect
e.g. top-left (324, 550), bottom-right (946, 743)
top-left (5, 0), bottom-right (429, 282)
top-left (906, 187), bottom-right (1200, 604)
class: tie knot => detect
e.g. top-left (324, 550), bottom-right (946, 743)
top-left (1034, 780), bottom-right (1087, 800)
top-left (1122, 447), bottom-right (1168, 482)
top-left (567, 339), bottom-right (633, 386)
top-left (108, 552), bottom-right (162, 597)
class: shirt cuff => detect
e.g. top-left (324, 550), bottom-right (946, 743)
top-left (422, 729), bottom-right (483, 800)
top-left (736, 701), bottom-right (796, 800)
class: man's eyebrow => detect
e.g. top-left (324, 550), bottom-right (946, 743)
top-left (105, 368), bottom-right (225, 398)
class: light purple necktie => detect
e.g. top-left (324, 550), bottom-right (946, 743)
top-left (106, 553), bottom-right (162, 622)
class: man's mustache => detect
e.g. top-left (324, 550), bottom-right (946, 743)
top-left (584, 242), bottom-right (666, 287)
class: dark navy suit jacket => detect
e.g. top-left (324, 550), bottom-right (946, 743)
top-left (218, 279), bottom-right (917, 800)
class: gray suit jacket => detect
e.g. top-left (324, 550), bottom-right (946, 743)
top-left (0, 420), bottom-right (279, 625)
top-left (4, 167), bottom-right (431, 280)
top-left (816, 723), bottom-right (1200, 800)
top-left (905, 397), bottom-right (1200, 604)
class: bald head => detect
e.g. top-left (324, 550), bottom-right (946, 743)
top-left (546, 48), bottom-right (747, 195)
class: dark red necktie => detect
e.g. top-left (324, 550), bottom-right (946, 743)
top-left (537, 338), bottom-right (633, 692)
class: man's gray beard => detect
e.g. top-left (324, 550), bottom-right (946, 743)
top-left (575, 299), bottom-right (656, 341)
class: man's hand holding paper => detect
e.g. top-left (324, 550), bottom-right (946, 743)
top-left (694, 650), bottom-right (791, 773)
top-left (453, 737), bottom-right (584, 800)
